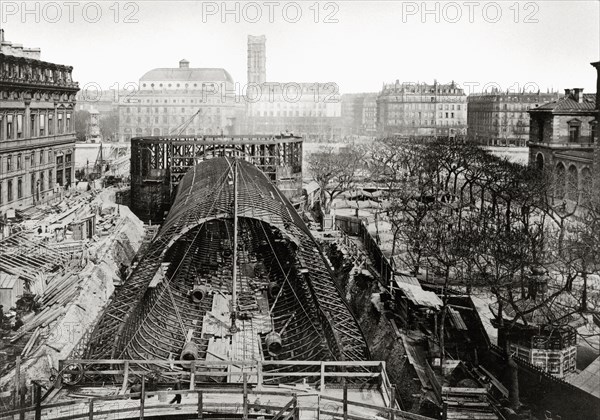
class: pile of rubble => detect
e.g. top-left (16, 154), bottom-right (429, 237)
top-left (0, 187), bottom-right (145, 396)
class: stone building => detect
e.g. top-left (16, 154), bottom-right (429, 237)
top-left (341, 93), bottom-right (378, 138)
top-left (247, 35), bottom-right (266, 86)
top-left (244, 35), bottom-right (342, 141)
top-left (118, 60), bottom-right (242, 142)
top-left (0, 30), bottom-right (79, 219)
top-left (246, 82), bottom-right (342, 141)
top-left (376, 81), bottom-right (467, 138)
top-left (467, 91), bottom-right (560, 147)
top-left (528, 62), bottom-right (599, 208)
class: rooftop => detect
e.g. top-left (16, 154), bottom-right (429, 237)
top-left (531, 93), bottom-right (596, 112)
top-left (140, 62), bottom-right (234, 84)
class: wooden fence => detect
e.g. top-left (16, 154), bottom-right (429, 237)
top-left (1, 359), bottom-right (436, 420)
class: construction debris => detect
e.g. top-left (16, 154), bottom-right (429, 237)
top-left (0, 187), bottom-right (145, 391)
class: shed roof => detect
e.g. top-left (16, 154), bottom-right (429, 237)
top-left (394, 275), bottom-right (442, 309)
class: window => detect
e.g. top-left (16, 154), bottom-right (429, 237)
top-left (39, 114), bottom-right (45, 136)
top-left (31, 173), bottom-right (35, 195)
top-left (7, 155), bottom-right (12, 171)
top-left (41, 171), bottom-right (45, 191)
top-left (56, 169), bottom-right (62, 186)
top-left (57, 155), bottom-right (63, 165)
top-left (16, 114), bottom-right (23, 138)
top-left (48, 114), bottom-right (53, 135)
top-left (58, 113), bottom-right (63, 133)
top-left (65, 153), bottom-right (72, 164)
top-left (568, 120), bottom-right (581, 143)
top-left (17, 178), bottom-right (22, 199)
top-left (7, 179), bottom-right (13, 202)
top-left (66, 113), bottom-right (72, 131)
top-left (30, 114), bottom-right (37, 136)
top-left (16, 154), bottom-right (21, 170)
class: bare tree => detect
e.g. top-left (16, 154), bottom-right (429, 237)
top-left (307, 146), bottom-right (364, 214)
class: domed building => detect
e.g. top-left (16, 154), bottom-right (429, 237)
top-left (118, 60), bottom-right (242, 141)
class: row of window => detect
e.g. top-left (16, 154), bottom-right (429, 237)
top-left (0, 151), bottom-right (71, 175)
top-left (386, 103), bottom-right (464, 111)
top-left (124, 116), bottom-right (223, 125)
top-left (125, 106), bottom-right (223, 114)
top-left (0, 111), bottom-right (72, 141)
top-left (2, 61), bottom-right (73, 84)
top-left (141, 82), bottom-right (217, 89)
top-left (468, 104), bottom-right (538, 111)
top-left (385, 120), bottom-right (464, 127)
top-left (249, 110), bottom-right (336, 118)
top-left (0, 169), bottom-right (59, 205)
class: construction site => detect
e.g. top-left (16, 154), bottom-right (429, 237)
top-left (0, 135), bottom-right (429, 420)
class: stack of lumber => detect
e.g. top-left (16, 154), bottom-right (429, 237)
top-left (9, 272), bottom-right (84, 356)
top-left (10, 305), bottom-right (66, 345)
top-left (38, 272), bottom-right (82, 307)
top-left (441, 387), bottom-right (500, 420)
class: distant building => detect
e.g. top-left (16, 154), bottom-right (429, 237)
top-left (341, 93), bottom-right (378, 138)
top-left (247, 35), bottom-right (266, 85)
top-left (86, 109), bottom-right (101, 143)
top-left (246, 82), bottom-right (341, 141)
top-left (244, 35), bottom-right (342, 141)
top-left (118, 59), bottom-right (243, 142)
top-left (76, 89), bottom-right (118, 114)
top-left (467, 91), bottom-right (560, 147)
top-left (0, 30), bottom-right (79, 219)
top-left (377, 81), bottom-right (467, 138)
top-left (528, 61), bottom-right (599, 208)
top-left (362, 94), bottom-right (378, 136)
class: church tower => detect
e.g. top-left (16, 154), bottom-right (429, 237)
top-left (247, 35), bottom-right (266, 85)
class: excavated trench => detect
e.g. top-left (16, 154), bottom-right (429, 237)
top-left (325, 242), bottom-right (434, 416)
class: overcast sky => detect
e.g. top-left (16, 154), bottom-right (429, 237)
top-left (1, 1), bottom-right (598, 95)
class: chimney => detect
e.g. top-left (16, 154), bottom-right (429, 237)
top-left (573, 88), bottom-right (584, 103)
top-left (564, 88), bottom-right (571, 98)
top-left (179, 59), bottom-right (189, 69)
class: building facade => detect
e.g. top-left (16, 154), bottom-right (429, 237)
top-left (0, 30), bottom-right (79, 220)
top-left (377, 81), bottom-right (467, 138)
top-left (244, 35), bottom-right (342, 141)
top-left (340, 93), bottom-right (378, 138)
top-left (468, 91), bottom-right (560, 146)
top-left (118, 60), bottom-right (243, 142)
top-left (528, 62), bottom-right (599, 209)
top-left (246, 82), bottom-right (341, 141)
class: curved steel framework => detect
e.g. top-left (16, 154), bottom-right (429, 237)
top-left (130, 135), bottom-right (303, 222)
top-left (85, 158), bottom-right (368, 380)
